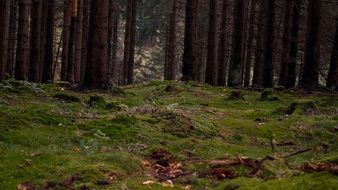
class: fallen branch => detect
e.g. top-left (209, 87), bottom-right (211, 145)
top-left (283, 148), bottom-right (312, 159)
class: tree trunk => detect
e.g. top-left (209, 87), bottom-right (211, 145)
top-left (286, 0), bottom-right (301, 88)
top-left (81, 0), bottom-right (89, 83)
top-left (182, 0), bottom-right (198, 81)
top-left (205, 0), bottom-right (219, 85)
top-left (111, 4), bottom-right (119, 84)
top-left (244, 0), bottom-right (256, 87)
top-left (278, 0), bottom-right (293, 87)
top-left (7, 0), bottom-right (17, 78)
top-left (300, 0), bottom-right (322, 89)
top-left (84, 0), bottom-right (109, 89)
top-left (66, 0), bottom-right (78, 83)
top-left (74, 0), bottom-right (83, 83)
top-left (0, 0), bottom-right (10, 81)
top-left (326, 19), bottom-right (338, 90)
top-left (217, 0), bottom-right (228, 86)
top-left (61, 0), bottom-right (71, 81)
top-left (15, 0), bottom-right (29, 80)
top-left (263, 0), bottom-right (275, 88)
top-left (108, 0), bottom-right (114, 83)
top-left (252, 0), bottom-right (265, 87)
top-left (228, 0), bottom-right (245, 87)
top-left (42, 0), bottom-right (55, 82)
top-left (29, 0), bottom-right (42, 82)
top-left (165, 0), bottom-right (177, 81)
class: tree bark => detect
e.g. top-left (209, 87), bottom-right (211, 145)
top-left (66, 0), bottom-right (78, 83)
top-left (111, 3), bottom-right (119, 84)
top-left (15, 0), bottom-right (30, 80)
top-left (74, 0), bottom-right (83, 83)
top-left (228, 0), bottom-right (245, 87)
top-left (81, 0), bottom-right (89, 83)
top-left (182, 0), bottom-right (198, 81)
top-left (244, 0), bottom-right (256, 87)
top-left (278, 0), bottom-right (293, 87)
top-left (326, 19), bottom-right (338, 90)
top-left (0, 0), bottom-right (10, 81)
top-left (300, 0), bottom-right (322, 89)
top-left (6, 0), bottom-right (17, 78)
top-left (42, 0), bottom-right (55, 82)
top-left (217, 0), bottom-right (228, 86)
top-left (263, 0), bottom-right (275, 88)
top-left (165, 0), bottom-right (178, 81)
top-left (286, 0), bottom-right (301, 88)
top-left (61, 0), bottom-right (71, 81)
top-left (205, 0), bottom-right (219, 85)
top-left (29, 0), bottom-right (42, 82)
top-left (84, 0), bottom-right (109, 89)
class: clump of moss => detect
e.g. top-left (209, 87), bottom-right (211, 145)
top-left (0, 79), bottom-right (44, 93)
top-left (227, 91), bottom-right (244, 100)
top-left (110, 87), bottom-right (126, 96)
top-left (258, 89), bottom-right (279, 101)
top-left (87, 95), bottom-right (107, 108)
top-left (286, 100), bottom-right (320, 115)
top-left (53, 93), bottom-right (81, 103)
top-left (163, 85), bottom-right (184, 95)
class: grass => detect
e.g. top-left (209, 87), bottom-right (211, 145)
top-left (0, 80), bottom-right (337, 190)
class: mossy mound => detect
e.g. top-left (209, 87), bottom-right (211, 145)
top-left (0, 79), bottom-right (44, 93)
top-left (227, 91), bottom-right (244, 100)
top-left (258, 88), bottom-right (279, 101)
top-left (286, 100), bottom-right (320, 115)
top-left (87, 95), bottom-right (107, 108)
top-left (53, 93), bottom-right (82, 103)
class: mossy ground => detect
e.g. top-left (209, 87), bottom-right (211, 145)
top-left (0, 80), bottom-right (337, 190)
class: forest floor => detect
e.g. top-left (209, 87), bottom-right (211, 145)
top-left (0, 79), bottom-right (337, 190)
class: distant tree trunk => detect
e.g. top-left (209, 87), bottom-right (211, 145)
top-left (195, 0), bottom-right (207, 82)
top-left (15, 0), bottom-right (30, 80)
top-left (263, 0), bottom-right (275, 88)
top-left (278, 0), bottom-right (293, 87)
top-left (252, 0), bottom-right (265, 87)
top-left (217, 0), bottom-right (228, 86)
top-left (111, 4), bottom-right (119, 84)
top-left (29, 0), bottom-right (42, 82)
top-left (61, 0), bottom-right (71, 81)
top-left (0, 0), bottom-right (10, 81)
top-left (300, 0), bottom-right (322, 89)
top-left (286, 0), bottom-right (301, 88)
top-left (7, 0), bottom-right (17, 77)
top-left (123, 0), bottom-right (131, 85)
top-left (66, 0), bottom-right (78, 83)
top-left (108, 0), bottom-right (114, 82)
top-left (165, 0), bottom-right (177, 81)
top-left (81, 0), bottom-right (89, 83)
top-left (42, 0), bottom-right (55, 82)
top-left (228, 0), bottom-right (245, 87)
top-left (84, 0), bottom-right (109, 89)
top-left (182, 0), bottom-right (198, 81)
top-left (127, 0), bottom-right (136, 84)
top-left (244, 0), bottom-right (256, 87)
top-left (74, 0), bottom-right (83, 83)
top-left (326, 19), bottom-right (338, 90)
top-left (205, 0), bottom-right (219, 85)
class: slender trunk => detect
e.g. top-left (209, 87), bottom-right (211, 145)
top-left (278, 0), bottom-right (293, 87)
top-left (286, 0), bottom-right (301, 88)
top-left (0, 0), bottom-right (10, 81)
top-left (7, 0), bottom-right (17, 77)
top-left (165, 0), bottom-right (177, 80)
top-left (217, 0), bottom-right (228, 86)
top-left (15, 0), bottom-right (29, 80)
top-left (228, 0), bottom-right (245, 87)
top-left (244, 0), bottom-right (256, 87)
top-left (66, 0), bottom-right (78, 83)
top-left (205, 0), bottom-right (219, 85)
top-left (111, 5), bottom-right (119, 84)
top-left (61, 0), bottom-right (71, 81)
top-left (42, 0), bottom-right (55, 82)
top-left (108, 0), bottom-right (114, 82)
top-left (81, 0), bottom-right (89, 83)
top-left (29, 0), bottom-right (42, 82)
top-left (182, 0), bottom-right (198, 81)
top-left (84, 0), bottom-right (109, 89)
top-left (127, 0), bottom-right (136, 84)
top-left (300, 0), bottom-right (322, 89)
top-left (74, 0), bottom-right (83, 83)
top-left (252, 0), bottom-right (265, 87)
top-left (123, 0), bottom-right (132, 85)
top-left (326, 20), bottom-right (338, 90)
top-left (263, 0), bottom-right (275, 88)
